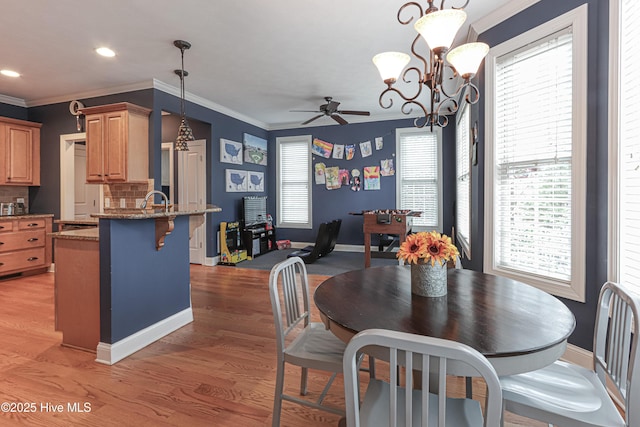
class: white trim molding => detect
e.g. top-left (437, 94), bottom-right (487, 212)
top-left (95, 307), bottom-right (193, 365)
top-left (471, 0), bottom-right (542, 36)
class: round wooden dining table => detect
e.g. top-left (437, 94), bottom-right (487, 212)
top-left (314, 266), bottom-right (576, 376)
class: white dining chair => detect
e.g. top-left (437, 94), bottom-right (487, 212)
top-left (500, 281), bottom-right (640, 427)
top-left (343, 328), bottom-right (503, 427)
top-left (269, 256), bottom-right (347, 426)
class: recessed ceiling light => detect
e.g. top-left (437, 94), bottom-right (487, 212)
top-left (1, 69), bottom-right (20, 78)
top-left (96, 47), bottom-right (116, 57)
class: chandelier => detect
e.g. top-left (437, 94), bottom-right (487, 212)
top-left (174, 40), bottom-right (194, 151)
top-left (372, 1), bottom-right (489, 129)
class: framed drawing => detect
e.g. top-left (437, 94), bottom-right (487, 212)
top-left (220, 138), bottom-right (243, 165)
top-left (243, 133), bottom-right (268, 166)
top-left (225, 169), bottom-right (248, 192)
top-left (248, 171), bottom-right (264, 192)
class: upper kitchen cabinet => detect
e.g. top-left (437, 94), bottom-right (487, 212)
top-left (80, 102), bottom-right (151, 184)
top-left (0, 117), bottom-right (41, 186)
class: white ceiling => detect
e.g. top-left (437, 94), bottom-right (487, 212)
top-left (0, 1), bottom-right (534, 130)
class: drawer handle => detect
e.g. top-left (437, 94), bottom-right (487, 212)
top-left (0, 242), bottom-right (4, 245)
top-left (0, 226), bottom-right (4, 229)
top-left (27, 257), bottom-right (39, 262)
top-left (27, 223), bottom-right (39, 227)
top-left (0, 262), bottom-right (3, 266)
top-left (28, 238), bottom-right (39, 242)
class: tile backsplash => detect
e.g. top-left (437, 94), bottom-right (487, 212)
top-left (0, 186), bottom-right (29, 211)
top-left (103, 180), bottom-right (154, 210)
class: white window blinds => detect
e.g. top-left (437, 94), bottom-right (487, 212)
top-left (494, 29), bottom-right (574, 281)
top-left (276, 135), bottom-right (312, 228)
top-left (396, 128), bottom-right (441, 230)
top-left (618, 0), bottom-right (640, 293)
top-left (456, 105), bottom-right (471, 257)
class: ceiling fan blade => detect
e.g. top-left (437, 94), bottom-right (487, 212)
top-left (291, 109), bottom-right (322, 113)
top-left (338, 110), bottom-right (370, 116)
top-left (331, 114), bottom-right (348, 125)
top-left (302, 114), bottom-right (324, 125)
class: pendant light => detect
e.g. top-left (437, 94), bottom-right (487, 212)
top-left (174, 40), bottom-right (194, 151)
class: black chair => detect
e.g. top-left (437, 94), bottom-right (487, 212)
top-left (299, 219), bottom-right (341, 257)
top-left (288, 222), bottom-right (333, 264)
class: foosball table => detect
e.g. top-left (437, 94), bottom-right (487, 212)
top-left (358, 209), bottom-right (421, 268)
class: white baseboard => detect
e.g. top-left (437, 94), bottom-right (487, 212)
top-left (290, 242), bottom-right (365, 253)
top-left (561, 343), bottom-right (592, 368)
top-left (204, 256), bottom-right (217, 266)
top-left (95, 307), bottom-right (193, 365)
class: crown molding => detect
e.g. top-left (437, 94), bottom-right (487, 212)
top-left (152, 79), bottom-right (267, 130)
top-left (25, 81), bottom-right (155, 108)
top-left (470, 0), bottom-right (541, 36)
top-left (0, 93), bottom-right (28, 108)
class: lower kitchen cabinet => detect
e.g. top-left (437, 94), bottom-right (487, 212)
top-left (0, 215), bottom-right (52, 277)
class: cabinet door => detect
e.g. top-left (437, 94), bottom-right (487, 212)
top-left (4, 124), bottom-right (33, 184)
top-left (104, 111), bottom-right (127, 182)
top-left (85, 114), bottom-right (105, 183)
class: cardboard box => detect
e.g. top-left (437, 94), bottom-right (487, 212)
top-left (276, 240), bottom-right (291, 250)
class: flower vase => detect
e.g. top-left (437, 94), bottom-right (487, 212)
top-left (411, 260), bottom-right (447, 297)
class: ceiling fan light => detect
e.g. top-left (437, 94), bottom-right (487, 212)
top-left (175, 118), bottom-right (194, 151)
top-left (446, 42), bottom-right (490, 79)
top-left (414, 9), bottom-right (466, 52)
top-left (373, 52), bottom-right (411, 83)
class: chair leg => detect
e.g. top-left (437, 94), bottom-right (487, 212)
top-left (272, 361), bottom-right (285, 427)
top-left (300, 367), bottom-right (308, 395)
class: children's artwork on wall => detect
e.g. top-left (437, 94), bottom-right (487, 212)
top-left (248, 171), bottom-right (264, 192)
top-left (332, 144), bottom-right (345, 159)
top-left (312, 138), bottom-right (333, 158)
top-left (315, 162), bottom-right (326, 184)
top-left (375, 136), bottom-right (384, 150)
top-left (243, 133), bottom-right (268, 166)
top-left (220, 138), bottom-right (243, 165)
top-left (364, 166), bottom-right (380, 190)
top-left (351, 169), bottom-right (361, 191)
top-left (325, 166), bottom-right (341, 190)
top-left (338, 169), bottom-right (350, 186)
top-left (345, 144), bottom-right (356, 160)
top-left (380, 158), bottom-right (395, 176)
top-left (359, 140), bottom-right (372, 158)
top-left (226, 169), bottom-right (248, 192)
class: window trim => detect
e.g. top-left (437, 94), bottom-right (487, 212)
top-left (276, 135), bottom-right (312, 229)
top-left (395, 126), bottom-right (443, 232)
top-left (608, 0), bottom-right (621, 284)
top-left (456, 103), bottom-right (471, 259)
top-left (483, 4), bottom-right (588, 302)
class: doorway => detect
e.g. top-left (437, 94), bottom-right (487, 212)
top-left (60, 133), bottom-right (103, 220)
top-left (177, 139), bottom-right (206, 265)
top-left (74, 144), bottom-right (100, 218)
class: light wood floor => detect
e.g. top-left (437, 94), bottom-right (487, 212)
top-left (0, 265), bottom-right (545, 426)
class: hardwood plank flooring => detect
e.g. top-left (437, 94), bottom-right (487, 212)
top-left (0, 265), bottom-right (544, 426)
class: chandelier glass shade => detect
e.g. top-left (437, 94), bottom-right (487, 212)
top-left (174, 40), bottom-right (194, 151)
top-left (373, 1), bottom-right (489, 129)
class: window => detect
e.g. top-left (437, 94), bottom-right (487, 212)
top-left (276, 135), bottom-right (312, 229)
top-left (456, 104), bottom-right (471, 258)
top-left (396, 127), bottom-right (442, 231)
top-left (609, 0), bottom-right (640, 295)
top-left (484, 5), bottom-right (587, 301)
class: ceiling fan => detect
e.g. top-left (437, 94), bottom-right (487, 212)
top-left (292, 97), bottom-right (370, 125)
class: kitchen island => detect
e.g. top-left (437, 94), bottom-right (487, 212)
top-left (51, 204), bottom-right (221, 364)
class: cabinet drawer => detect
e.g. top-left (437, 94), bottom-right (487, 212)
top-left (0, 230), bottom-right (45, 252)
top-left (18, 218), bottom-right (45, 230)
top-left (0, 248), bottom-right (46, 273)
top-left (0, 221), bottom-right (13, 233)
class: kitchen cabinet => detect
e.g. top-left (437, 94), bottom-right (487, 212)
top-left (80, 102), bottom-right (151, 184)
top-left (0, 117), bottom-right (41, 186)
top-left (0, 215), bottom-right (52, 277)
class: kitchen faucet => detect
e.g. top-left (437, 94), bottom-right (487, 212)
top-left (141, 191), bottom-right (169, 212)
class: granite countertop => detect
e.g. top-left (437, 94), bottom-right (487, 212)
top-left (54, 218), bottom-right (99, 225)
top-left (0, 213), bottom-right (54, 220)
top-left (90, 204), bottom-right (221, 220)
top-left (50, 227), bottom-right (99, 241)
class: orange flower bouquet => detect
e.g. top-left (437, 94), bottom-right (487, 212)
top-left (397, 231), bottom-right (459, 266)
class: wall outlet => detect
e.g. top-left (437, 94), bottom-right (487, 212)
top-left (136, 198), bottom-right (144, 208)
top-left (120, 198), bottom-right (126, 208)
top-left (104, 197), bottom-right (110, 208)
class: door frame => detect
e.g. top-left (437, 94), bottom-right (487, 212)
top-left (60, 132), bottom-right (103, 220)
